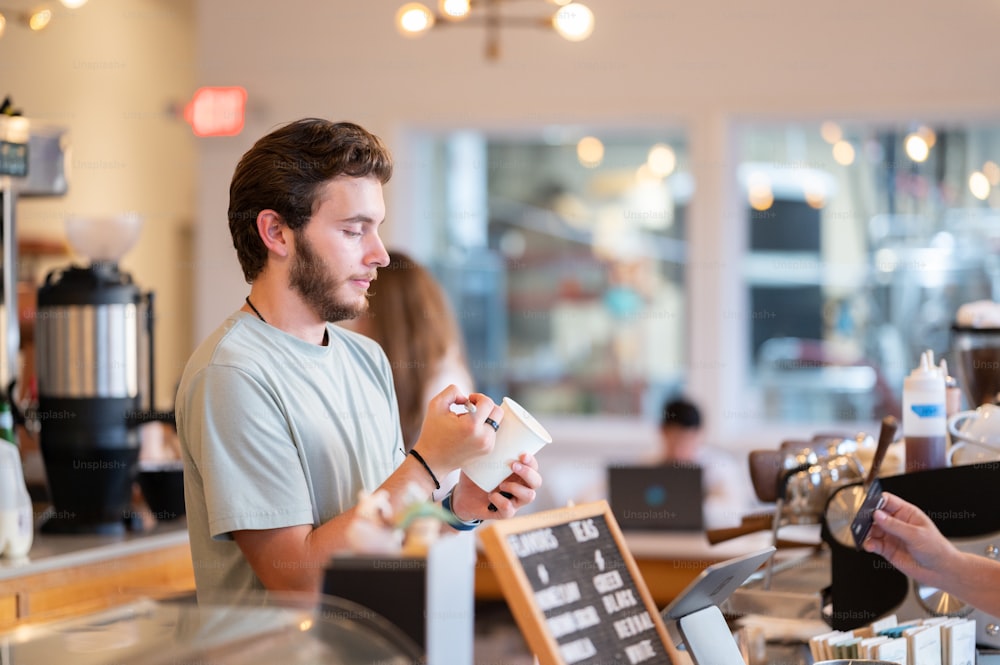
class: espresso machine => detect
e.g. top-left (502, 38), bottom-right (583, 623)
top-left (35, 214), bottom-right (169, 534)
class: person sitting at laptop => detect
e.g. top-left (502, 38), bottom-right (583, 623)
top-left (653, 397), bottom-right (756, 529)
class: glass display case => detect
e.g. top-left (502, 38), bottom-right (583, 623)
top-left (0, 593), bottom-right (424, 665)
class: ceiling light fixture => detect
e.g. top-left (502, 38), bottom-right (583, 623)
top-left (0, 1), bottom-right (89, 38)
top-left (26, 7), bottom-right (52, 31)
top-left (395, 0), bottom-right (595, 61)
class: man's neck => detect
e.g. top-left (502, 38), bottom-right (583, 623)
top-left (245, 285), bottom-right (328, 346)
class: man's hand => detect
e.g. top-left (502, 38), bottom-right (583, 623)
top-left (450, 452), bottom-right (542, 522)
top-left (411, 386), bottom-right (504, 478)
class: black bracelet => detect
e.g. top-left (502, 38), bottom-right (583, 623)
top-left (443, 488), bottom-right (482, 531)
top-left (408, 449), bottom-right (440, 490)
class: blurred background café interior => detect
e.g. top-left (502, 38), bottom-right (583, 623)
top-left (7, 0), bottom-right (1000, 466)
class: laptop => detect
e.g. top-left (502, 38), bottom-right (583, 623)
top-left (607, 463), bottom-right (705, 532)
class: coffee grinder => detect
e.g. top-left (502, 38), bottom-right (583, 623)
top-left (951, 321), bottom-right (1000, 409)
top-left (35, 214), bottom-right (169, 534)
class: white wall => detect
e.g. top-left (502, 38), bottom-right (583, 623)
top-left (7, 0), bottom-right (196, 410)
top-left (192, 0), bottom-right (1000, 447)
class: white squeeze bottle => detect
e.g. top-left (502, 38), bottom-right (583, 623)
top-left (902, 350), bottom-right (947, 473)
top-left (0, 399), bottom-right (33, 558)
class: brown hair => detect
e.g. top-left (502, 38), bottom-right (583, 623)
top-left (228, 118), bottom-right (393, 282)
top-left (359, 251), bottom-right (469, 450)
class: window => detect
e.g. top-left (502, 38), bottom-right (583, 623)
top-left (418, 129), bottom-right (691, 419)
top-left (739, 121), bottom-right (1000, 422)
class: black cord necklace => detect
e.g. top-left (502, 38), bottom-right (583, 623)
top-left (246, 295), bottom-right (329, 345)
top-left (245, 296), bottom-right (267, 323)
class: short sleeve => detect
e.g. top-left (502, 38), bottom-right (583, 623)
top-left (185, 364), bottom-right (315, 538)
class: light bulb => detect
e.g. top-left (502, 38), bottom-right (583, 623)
top-left (553, 3), bottom-right (594, 42)
top-left (647, 143), bottom-right (676, 178)
top-left (803, 174), bottom-right (826, 209)
top-left (917, 125), bottom-right (936, 148)
top-left (60, 0), bottom-right (88, 8)
top-left (832, 140), bottom-right (855, 166)
top-left (905, 133), bottom-right (930, 163)
top-left (970, 171), bottom-right (991, 201)
top-left (439, 0), bottom-right (470, 20)
top-left (747, 172), bottom-right (774, 211)
top-left (820, 121), bottom-right (842, 144)
top-left (396, 3), bottom-right (435, 37)
top-left (577, 136), bottom-right (604, 168)
top-left (0, 13), bottom-right (6, 38)
top-left (27, 8), bottom-right (52, 31)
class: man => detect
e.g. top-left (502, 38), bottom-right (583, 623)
top-left (176, 118), bottom-right (541, 602)
top-left (656, 397), bottom-right (755, 529)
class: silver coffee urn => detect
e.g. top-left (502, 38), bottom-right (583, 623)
top-left (35, 215), bottom-right (166, 534)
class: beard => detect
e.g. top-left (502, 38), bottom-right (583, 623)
top-left (289, 231), bottom-right (371, 323)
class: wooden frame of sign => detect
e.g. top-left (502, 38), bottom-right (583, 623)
top-left (479, 500), bottom-right (679, 665)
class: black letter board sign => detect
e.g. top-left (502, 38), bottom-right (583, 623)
top-left (480, 500), bottom-right (677, 665)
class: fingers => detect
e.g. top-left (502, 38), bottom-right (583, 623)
top-left (871, 493), bottom-right (937, 547)
top-left (429, 384), bottom-right (463, 411)
top-left (469, 394), bottom-right (503, 426)
top-left (878, 492), bottom-right (931, 527)
top-left (489, 485), bottom-right (535, 517)
top-left (862, 524), bottom-right (887, 555)
top-left (862, 494), bottom-right (911, 555)
top-left (877, 492), bottom-right (911, 519)
top-left (488, 454), bottom-right (543, 517)
top-left (433, 390), bottom-right (502, 432)
top-left (510, 453), bottom-right (542, 489)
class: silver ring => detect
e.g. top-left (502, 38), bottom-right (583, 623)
top-left (484, 417), bottom-right (500, 432)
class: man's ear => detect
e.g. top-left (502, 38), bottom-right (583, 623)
top-left (256, 210), bottom-right (290, 258)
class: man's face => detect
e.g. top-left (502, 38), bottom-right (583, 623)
top-left (660, 424), bottom-right (702, 463)
top-left (289, 176), bottom-right (389, 322)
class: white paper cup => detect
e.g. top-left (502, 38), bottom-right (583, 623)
top-left (462, 396), bottom-right (552, 491)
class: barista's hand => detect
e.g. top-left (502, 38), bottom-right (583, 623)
top-left (410, 385), bottom-right (502, 478)
top-left (450, 452), bottom-right (542, 522)
top-left (862, 492), bottom-right (962, 590)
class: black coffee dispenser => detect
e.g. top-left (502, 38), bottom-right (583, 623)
top-left (35, 236), bottom-right (171, 534)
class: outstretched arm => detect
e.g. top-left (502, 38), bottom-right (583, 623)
top-left (863, 492), bottom-right (1000, 617)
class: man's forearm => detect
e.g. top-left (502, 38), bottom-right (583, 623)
top-left (238, 455), bottom-right (442, 592)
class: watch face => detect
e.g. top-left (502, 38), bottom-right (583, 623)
top-left (850, 477), bottom-right (885, 551)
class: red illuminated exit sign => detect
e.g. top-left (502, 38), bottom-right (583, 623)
top-left (183, 86), bottom-right (247, 137)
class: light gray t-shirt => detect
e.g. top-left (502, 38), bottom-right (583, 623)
top-left (175, 311), bottom-right (405, 603)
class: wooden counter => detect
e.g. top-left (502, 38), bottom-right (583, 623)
top-left (0, 521), bottom-right (195, 628)
top-left (0, 516), bottom-right (807, 631)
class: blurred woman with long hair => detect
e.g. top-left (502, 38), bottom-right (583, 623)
top-left (343, 250), bottom-right (473, 452)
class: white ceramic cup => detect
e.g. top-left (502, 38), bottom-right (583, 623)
top-left (948, 403), bottom-right (1000, 466)
top-left (462, 396), bottom-right (552, 492)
